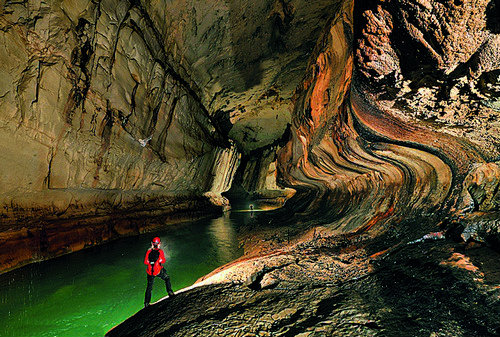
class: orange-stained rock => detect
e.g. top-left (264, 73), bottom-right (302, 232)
top-left (0, 193), bottom-right (221, 273)
top-left (1, 0), bottom-right (500, 281)
top-left (463, 162), bottom-right (500, 212)
top-left (275, 0), bottom-right (460, 235)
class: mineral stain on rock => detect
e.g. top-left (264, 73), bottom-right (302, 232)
top-left (1, 0), bottom-right (500, 335)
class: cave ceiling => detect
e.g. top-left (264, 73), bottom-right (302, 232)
top-left (144, 0), bottom-right (342, 153)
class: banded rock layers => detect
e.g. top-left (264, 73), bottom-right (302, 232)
top-left (0, 0), bottom-right (235, 272)
top-left (272, 0), bottom-right (500, 237)
top-left (107, 1), bottom-right (500, 334)
top-left (0, 0), bottom-right (499, 335)
top-left (1, 0), bottom-right (499, 279)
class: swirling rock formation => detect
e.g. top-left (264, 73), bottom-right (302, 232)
top-left (109, 0), bottom-right (500, 334)
top-left (0, 0), bottom-right (495, 334)
top-left (274, 2), bottom-right (454, 233)
top-left (272, 0), bottom-right (500, 237)
top-left (2, 0), bottom-right (500, 332)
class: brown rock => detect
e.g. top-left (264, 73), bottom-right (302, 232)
top-left (463, 162), bottom-right (500, 212)
top-left (356, 0), bottom-right (491, 78)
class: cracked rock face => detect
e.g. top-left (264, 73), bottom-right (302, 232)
top-left (0, 0), bottom-right (234, 194)
top-left (0, 0), bottom-right (232, 199)
top-left (0, 0), bottom-right (238, 271)
top-left (102, 0), bottom-right (500, 334)
top-left (354, 0), bottom-right (500, 158)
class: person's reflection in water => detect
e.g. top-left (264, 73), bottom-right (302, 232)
top-left (249, 204), bottom-right (254, 217)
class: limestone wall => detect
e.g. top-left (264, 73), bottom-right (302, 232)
top-left (0, 0), bottom-right (233, 222)
top-left (0, 0), bottom-right (235, 272)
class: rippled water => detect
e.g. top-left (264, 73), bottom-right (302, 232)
top-left (0, 211), bottom-right (247, 337)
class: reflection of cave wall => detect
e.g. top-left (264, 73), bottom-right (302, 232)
top-left (0, 0), bottom-right (233, 272)
top-left (0, 0), bottom-right (332, 272)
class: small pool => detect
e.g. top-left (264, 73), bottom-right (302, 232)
top-left (0, 211), bottom-right (247, 337)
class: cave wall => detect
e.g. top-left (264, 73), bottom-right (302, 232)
top-left (0, 0), bottom-right (340, 220)
top-left (0, 0), bottom-right (237, 272)
top-left (275, 0), bottom-right (500, 235)
top-left (2, 0), bottom-right (499, 272)
top-left (0, 0), bottom-right (235, 215)
top-left (354, 0), bottom-right (500, 157)
top-left (0, 0), bottom-right (335, 272)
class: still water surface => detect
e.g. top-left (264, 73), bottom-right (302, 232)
top-left (0, 211), bottom-right (247, 337)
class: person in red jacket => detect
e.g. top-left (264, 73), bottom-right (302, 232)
top-left (143, 237), bottom-right (174, 307)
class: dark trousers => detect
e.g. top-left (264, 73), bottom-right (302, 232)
top-left (144, 268), bottom-right (174, 305)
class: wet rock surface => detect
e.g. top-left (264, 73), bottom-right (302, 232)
top-left (107, 233), bottom-right (500, 337)
top-left (106, 0), bottom-right (500, 334)
top-left (2, 0), bottom-right (500, 335)
top-left (0, 0), bottom-right (240, 270)
top-left (1, 0), bottom-right (325, 271)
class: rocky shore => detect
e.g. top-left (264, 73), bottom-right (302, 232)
top-left (1, 0), bottom-right (499, 335)
top-left (107, 214), bottom-right (500, 337)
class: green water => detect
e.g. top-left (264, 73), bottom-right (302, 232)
top-left (0, 211), bottom-right (246, 337)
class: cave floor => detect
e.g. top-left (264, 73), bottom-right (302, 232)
top-left (107, 232), bottom-right (500, 337)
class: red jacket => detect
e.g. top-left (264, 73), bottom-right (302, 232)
top-left (144, 248), bottom-right (166, 276)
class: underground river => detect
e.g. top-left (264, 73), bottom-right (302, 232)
top-left (0, 211), bottom-right (251, 337)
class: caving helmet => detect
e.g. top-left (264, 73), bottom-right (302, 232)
top-left (152, 237), bottom-right (161, 248)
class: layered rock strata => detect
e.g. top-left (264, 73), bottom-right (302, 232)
top-left (0, 0), bottom-right (235, 272)
top-left (272, 0), bottom-right (500, 235)
top-left (0, 0), bottom-right (338, 272)
top-left (274, 0), bottom-right (453, 233)
top-left (109, 0), bottom-right (500, 335)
